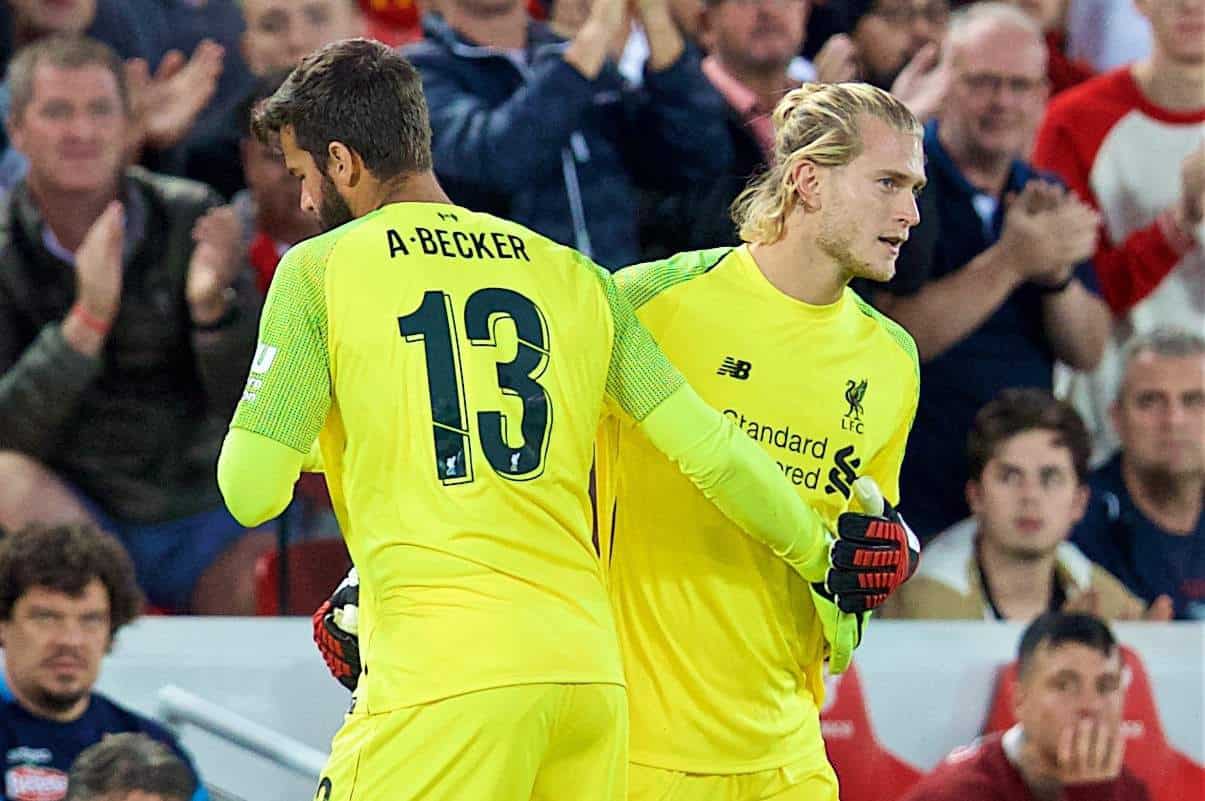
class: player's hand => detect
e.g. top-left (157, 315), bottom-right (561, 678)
top-left (313, 568), bottom-right (361, 692)
top-left (1055, 717), bottom-right (1125, 785)
top-left (818, 477), bottom-right (921, 614)
top-left (808, 584), bottom-right (866, 675)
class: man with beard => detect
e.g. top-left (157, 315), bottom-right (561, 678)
top-left (0, 524), bottom-right (205, 801)
top-left (220, 39), bottom-right (915, 801)
top-left (868, 3), bottom-right (1110, 541)
top-left (1073, 328), bottom-right (1205, 620)
top-left (880, 388), bottom-right (1168, 622)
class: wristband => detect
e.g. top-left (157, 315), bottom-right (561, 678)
top-left (69, 304), bottom-right (112, 336)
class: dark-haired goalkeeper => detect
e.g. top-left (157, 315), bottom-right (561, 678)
top-left (217, 40), bottom-right (916, 801)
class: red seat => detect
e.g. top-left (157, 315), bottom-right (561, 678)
top-left (982, 645), bottom-right (1204, 801)
top-left (821, 664), bottom-right (923, 801)
top-left (254, 539), bottom-right (352, 616)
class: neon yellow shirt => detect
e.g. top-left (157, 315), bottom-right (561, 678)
top-left (220, 205), bottom-right (833, 715)
top-left (597, 246), bottom-right (919, 773)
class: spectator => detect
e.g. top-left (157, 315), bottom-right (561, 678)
top-left (831, 0), bottom-right (953, 122)
top-left (0, 36), bottom-right (265, 615)
top-left (233, 73), bottom-right (321, 294)
top-left (0, 2), bottom-right (224, 195)
top-left (871, 2), bottom-right (1109, 539)
top-left (180, 0), bottom-right (366, 200)
top-left (1032, 0), bottom-right (1204, 460)
top-left (0, 524), bottom-right (205, 801)
top-left (1073, 329), bottom-right (1205, 620)
top-left (1004, 0), bottom-right (1095, 96)
top-left (879, 389), bottom-right (1158, 622)
top-left (637, 0), bottom-right (813, 256)
top-left (898, 612), bottom-right (1151, 801)
top-left (67, 733), bottom-right (196, 801)
top-left (404, 0), bottom-right (732, 269)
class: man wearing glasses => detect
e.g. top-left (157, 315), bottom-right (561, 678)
top-left (866, 2), bottom-right (1110, 542)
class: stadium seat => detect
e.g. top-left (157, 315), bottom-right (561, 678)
top-left (982, 646), bottom-right (1205, 801)
top-left (821, 664), bottom-right (923, 801)
top-left (254, 539), bottom-right (352, 616)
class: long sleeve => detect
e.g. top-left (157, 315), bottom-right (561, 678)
top-left (1032, 102), bottom-right (1186, 316)
top-left (0, 312), bottom-right (102, 460)
top-left (596, 262), bottom-right (831, 582)
top-left (620, 48), bottom-right (732, 188)
top-left (415, 49), bottom-right (603, 193)
top-left (192, 266), bottom-right (262, 419)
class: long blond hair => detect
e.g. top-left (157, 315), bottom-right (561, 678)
top-left (732, 82), bottom-right (921, 245)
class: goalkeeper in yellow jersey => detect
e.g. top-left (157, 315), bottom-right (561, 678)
top-left (217, 41), bottom-right (911, 801)
top-left (593, 83), bottom-right (926, 801)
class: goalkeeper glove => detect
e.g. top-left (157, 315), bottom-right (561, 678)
top-left (811, 477), bottom-right (920, 674)
top-left (819, 476), bottom-right (920, 614)
top-left (312, 568), bottom-right (361, 692)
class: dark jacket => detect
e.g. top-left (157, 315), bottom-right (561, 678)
top-left (0, 168), bottom-right (259, 523)
top-left (638, 105), bottom-right (765, 259)
top-left (404, 13), bottom-right (732, 270)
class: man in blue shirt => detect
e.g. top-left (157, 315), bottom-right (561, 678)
top-left (868, 2), bottom-right (1110, 539)
top-left (0, 524), bottom-right (206, 801)
top-left (1074, 327), bottom-right (1205, 620)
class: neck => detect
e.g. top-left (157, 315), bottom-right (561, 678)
top-left (443, 2), bottom-right (528, 50)
top-left (937, 126), bottom-right (1013, 197)
top-left (715, 56), bottom-right (796, 114)
top-left (1122, 457), bottom-right (1204, 535)
top-left (29, 179), bottom-right (120, 254)
top-left (977, 533), bottom-right (1057, 620)
top-left (1132, 54), bottom-right (1205, 112)
top-left (372, 171), bottom-right (454, 211)
top-left (747, 221), bottom-right (849, 306)
top-left (10, 683), bottom-right (90, 724)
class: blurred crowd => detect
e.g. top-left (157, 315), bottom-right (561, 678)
top-left (0, 0), bottom-right (1201, 797)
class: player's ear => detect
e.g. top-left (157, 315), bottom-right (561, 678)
top-left (965, 478), bottom-right (983, 515)
top-left (327, 140), bottom-right (362, 189)
top-left (789, 159), bottom-right (822, 212)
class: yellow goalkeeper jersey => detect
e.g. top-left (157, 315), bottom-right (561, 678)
top-left (230, 203), bottom-right (691, 715)
top-left (596, 246), bottom-right (919, 774)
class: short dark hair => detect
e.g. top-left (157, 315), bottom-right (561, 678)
top-left (238, 70), bottom-right (292, 141)
top-left (1017, 612), bottom-right (1118, 680)
top-left (966, 388), bottom-right (1091, 483)
top-left (0, 523), bottom-right (143, 640)
top-left (6, 35), bottom-right (130, 123)
top-left (252, 37), bottom-right (432, 178)
top-left (66, 733), bottom-right (196, 801)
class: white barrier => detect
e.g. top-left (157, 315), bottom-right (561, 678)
top-left (74, 618), bottom-right (1204, 801)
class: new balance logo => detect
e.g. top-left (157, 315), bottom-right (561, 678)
top-left (716, 357), bottom-right (752, 380)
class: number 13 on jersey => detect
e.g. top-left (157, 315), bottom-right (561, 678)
top-left (398, 288), bottom-right (553, 485)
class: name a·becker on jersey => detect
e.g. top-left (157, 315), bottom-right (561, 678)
top-left (387, 226), bottom-right (532, 262)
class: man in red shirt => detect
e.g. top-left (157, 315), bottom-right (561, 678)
top-left (899, 612), bottom-right (1151, 801)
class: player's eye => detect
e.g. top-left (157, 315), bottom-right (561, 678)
top-left (878, 177), bottom-right (898, 190)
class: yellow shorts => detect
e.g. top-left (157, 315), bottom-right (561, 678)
top-left (314, 682), bottom-right (627, 801)
top-left (627, 753), bottom-right (840, 801)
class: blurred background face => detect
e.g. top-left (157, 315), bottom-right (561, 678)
top-left (704, 0), bottom-right (810, 75)
top-left (1136, 0), bottom-right (1205, 65)
top-left (1113, 351), bottom-right (1205, 479)
top-left (1014, 642), bottom-right (1124, 768)
top-left (241, 136), bottom-right (320, 241)
top-left (241, 0), bottom-right (365, 76)
top-left (9, 0), bottom-right (97, 36)
top-left (0, 581), bottom-right (111, 718)
top-left (943, 20), bottom-right (1048, 163)
top-left (908, 0), bottom-right (951, 56)
top-left (968, 429), bottom-right (1089, 561)
top-left (8, 61), bottom-right (128, 195)
top-left (852, 0), bottom-right (916, 85)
